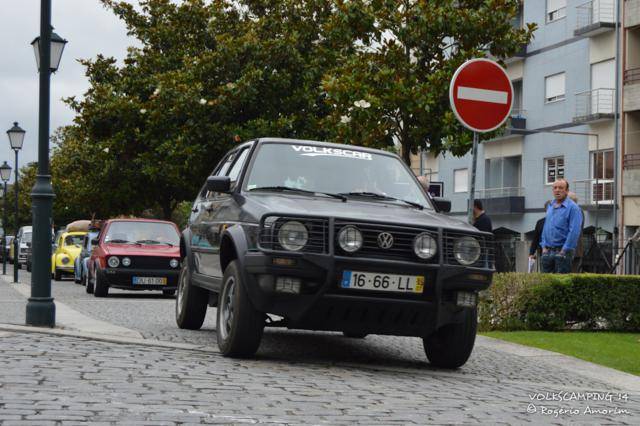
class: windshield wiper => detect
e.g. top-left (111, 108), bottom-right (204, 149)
top-left (106, 239), bottom-right (136, 244)
top-left (135, 239), bottom-right (174, 246)
top-left (249, 186), bottom-right (346, 201)
top-left (338, 192), bottom-right (424, 210)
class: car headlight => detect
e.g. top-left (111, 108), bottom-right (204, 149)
top-left (338, 226), bottom-right (363, 253)
top-left (61, 256), bottom-right (70, 264)
top-left (107, 256), bottom-right (120, 268)
top-left (121, 257), bottom-right (131, 267)
top-left (170, 258), bottom-right (179, 268)
top-left (453, 236), bottom-right (481, 265)
top-left (413, 233), bottom-right (437, 259)
top-left (277, 221), bottom-right (308, 251)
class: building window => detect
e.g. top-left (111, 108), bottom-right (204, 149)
top-left (484, 156), bottom-right (522, 197)
top-left (546, 0), bottom-right (566, 23)
top-left (454, 168), bottom-right (468, 193)
top-left (545, 156), bottom-right (565, 185)
top-left (591, 150), bottom-right (614, 203)
top-left (545, 72), bottom-right (566, 103)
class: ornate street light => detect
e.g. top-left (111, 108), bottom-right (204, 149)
top-left (31, 29), bottom-right (67, 72)
top-left (0, 161), bottom-right (12, 276)
top-left (27, 1), bottom-right (64, 327)
top-left (6, 123), bottom-right (25, 283)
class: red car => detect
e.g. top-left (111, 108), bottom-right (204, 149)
top-left (87, 218), bottom-right (181, 297)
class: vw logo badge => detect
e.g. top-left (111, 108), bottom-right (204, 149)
top-left (377, 232), bottom-right (394, 249)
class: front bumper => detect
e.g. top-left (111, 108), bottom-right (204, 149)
top-left (240, 250), bottom-right (493, 337)
top-left (102, 267), bottom-right (180, 290)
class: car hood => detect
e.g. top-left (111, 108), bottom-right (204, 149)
top-left (243, 193), bottom-right (479, 233)
top-left (102, 244), bottom-right (180, 257)
top-left (60, 246), bottom-right (82, 257)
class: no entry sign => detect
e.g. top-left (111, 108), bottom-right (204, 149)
top-left (449, 58), bottom-right (513, 133)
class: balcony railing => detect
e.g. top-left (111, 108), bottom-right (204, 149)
top-left (574, 88), bottom-right (615, 123)
top-left (572, 179), bottom-right (614, 206)
top-left (575, 0), bottom-right (616, 36)
top-left (476, 187), bottom-right (524, 199)
top-left (624, 67), bottom-right (640, 85)
top-left (624, 153), bottom-right (640, 169)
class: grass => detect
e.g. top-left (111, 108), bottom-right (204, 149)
top-left (481, 331), bottom-right (640, 376)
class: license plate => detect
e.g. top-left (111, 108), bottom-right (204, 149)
top-left (341, 271), bottom-right (424, 293)
top-left (132, 277), bottom-right (167, 285)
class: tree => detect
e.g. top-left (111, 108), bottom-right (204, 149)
top-left (321, 0), bottom-right (536, 164)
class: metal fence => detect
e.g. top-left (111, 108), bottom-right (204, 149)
top-left (576, 0), bottom-right (615, 29)
top-left (475, 187), bottom-right (524, 199)
top-left (572, 179), bottom-right (614, 205)
top-left (574, 88), bottom-right (615, 120)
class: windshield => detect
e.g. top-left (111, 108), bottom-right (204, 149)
top-left (104, 221), bottom-right (179, 246)
top-left (65, 235), bottom-right (84, 246)
top-left (22, 232), bottom-right (32, 243)
top-left (244, 143), bottom-right (432, 208)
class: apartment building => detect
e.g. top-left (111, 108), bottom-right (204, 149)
top-left (414, 0), bottom-right (628, 268)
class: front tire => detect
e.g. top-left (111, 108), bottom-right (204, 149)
top-left (85, 271), bottom-right (94, 294)
top-left (423, 307), bottom-right (478, 369)
top-left (93, 266), bottom-right (109, 297)
top-left (216, 260), bottom-right (264, 357)
top-left (53, 268), bottom-right (62, 281)
top-left (175, 259), bottom-right (208, 330)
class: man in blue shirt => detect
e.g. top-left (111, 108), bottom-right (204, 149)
top-left (540, 179), bottom-right (583, 273)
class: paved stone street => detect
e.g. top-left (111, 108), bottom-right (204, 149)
top-left (1, 266), bottom-right (639, 424)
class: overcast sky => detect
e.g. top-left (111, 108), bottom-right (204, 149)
top-left (0, 0), bottom-right (139, 182)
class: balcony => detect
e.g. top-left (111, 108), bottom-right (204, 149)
top-left (624, 153), bottom-right (640, 169)
top-left (492, 109), bottom-right (527, 139)
top-left (573, 88), bottom-right (615, 123)
top-left (626, 0), bottom-right (640, 29)
top-left (476, 187), bottom-right (525, 215)
top-left (625, 68), bottom-right (640, 85)
top-left (574, 0), bottom-right (615, 37)
top-left (623, 154), bottom-right (640, 196)
top-left (572, 179), bottom-right (614, 209)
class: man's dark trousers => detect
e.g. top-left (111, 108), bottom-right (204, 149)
top-left (541, 248), bottom-right (574, 273)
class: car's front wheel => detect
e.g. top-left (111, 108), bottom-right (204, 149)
top-left (85, 271), bottom-right (94, 294)
top-left (216, 260), bottom-right (264, 357)
top-left (93, 265), bottom-right (109, 297)
top-left (175, 259), bottom-right (207, 330)
top-left (423, 307), bottom-right (478, 369)
top-left (53, 268), bottom-right (62, 281)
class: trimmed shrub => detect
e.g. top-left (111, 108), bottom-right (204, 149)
top-left (479, 273), bottom-right (640, 332)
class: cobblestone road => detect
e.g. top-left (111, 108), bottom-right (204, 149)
top-left (1, 267), bottom-right (639, 424)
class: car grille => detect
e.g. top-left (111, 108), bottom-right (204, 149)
top-left (443, 231), bottom-right (495, 268)
top-left (126, 256), bottom-right (175, 270)
top-left (335, 221), bottom-right (438, 263)
top-left (259, 216), bottom-right (328, 254)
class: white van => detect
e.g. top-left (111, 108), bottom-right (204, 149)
top-left (14, 226), bottom-right (32, 269)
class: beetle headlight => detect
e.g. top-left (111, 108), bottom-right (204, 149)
top-left (338, 225), bottom-right (363, 253)
top-left (453, 236), bottom-right (481, 265)
top-left (61, 256), bottom-right (70, 265)
top-left (121, 257), bottom-right (131, 267)
top-left (277, 221), bottom-right (308, 251)
top-left (170, 258), bottom-right (179, 268)
top-left (413, 233), bottom-right (437, 259)
top-left (107, 256), bottom-right (120, 268)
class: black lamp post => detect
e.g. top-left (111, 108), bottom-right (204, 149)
top-left (0, 161), bottom-right (11, 275)
top-left (26, 1), bottom-right (66, 327)
top-left (6, 123), bottom-right (25, 283)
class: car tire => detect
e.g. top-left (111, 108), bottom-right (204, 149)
top-left (53, 268), bottom-right (62, 281)
top-left (93, 266), bottom-right (109, 297)
top-left (85, 272), bottom-right (94, 294)
top-left (423, 307), bottom-right (478, 369)
top-left (175, 259), bottom-right (208, 330)
top-left (216, 260), bottom-right (264, 357)
top-left (343, 331), bottom-right (368, 339)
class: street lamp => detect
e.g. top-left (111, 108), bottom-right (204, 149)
top-left (26, 1), bottom-right (64, 327)
top-left (0, 161), bottom-right (12, 275)
top-left (6, 122), bottom-right (25, 283)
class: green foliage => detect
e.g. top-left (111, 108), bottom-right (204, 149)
top-left (479, 273), bottom-right (640, 332)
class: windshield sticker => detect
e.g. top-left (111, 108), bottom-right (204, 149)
top-left (292, 145), bottom-right (373, 160)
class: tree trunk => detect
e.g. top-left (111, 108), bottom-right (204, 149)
top-left (402, 142), bottom-right (411, 166)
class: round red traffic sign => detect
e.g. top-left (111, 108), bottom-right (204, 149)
top-left (449, 58), bottom-right (513, 133)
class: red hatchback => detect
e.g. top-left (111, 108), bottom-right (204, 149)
top-left (87, 218), bottom-right (181, 297)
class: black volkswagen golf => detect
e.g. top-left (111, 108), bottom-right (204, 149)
top-left (176, 138), bottom-right (494, 368)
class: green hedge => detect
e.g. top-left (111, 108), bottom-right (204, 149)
top-left (478, 273), bottom-right (640, 332)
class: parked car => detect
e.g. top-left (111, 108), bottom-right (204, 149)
top-left (87, 218), bottom-right (181, 297)
top-left (2, 235), bottom-right (14, 261)
top-left (51, 231), bottom-right (87, 280)
top-left (74, 230), bottom-right (99, 285)
top-left (12, 226), bottom-right (32, 269)
top-left (175, 138), bottom-right (495, 368)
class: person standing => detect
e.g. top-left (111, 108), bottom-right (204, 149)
top-left (472, 200), bottom-right (492, 233)
top-left (540, 179), bottom-right (582, 273)
top-left (529, 201), bottom-right (551, 262)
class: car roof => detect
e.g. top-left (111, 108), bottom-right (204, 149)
top-left (105, 218), bottom-right (176, 225)
top-left (253, 137), bottom-right (397, 157)
top-left (63, 231), bottom-right (87, 236)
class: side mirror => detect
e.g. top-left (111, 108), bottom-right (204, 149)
top-left (91, 238), bottom-right (99, 246)
top-left (432, 197), bottom-right (451, 213)
top-left (205, 176), bottom-right (231, 194)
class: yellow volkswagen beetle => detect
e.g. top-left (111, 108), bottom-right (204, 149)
top-left (52, 231), bottom-right (87, 281)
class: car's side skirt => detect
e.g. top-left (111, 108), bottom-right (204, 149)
top-left (192, 271), bottom-right (221, 293)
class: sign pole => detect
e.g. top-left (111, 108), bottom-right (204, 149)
top-left (468, 131), bottom-right (479, 224)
